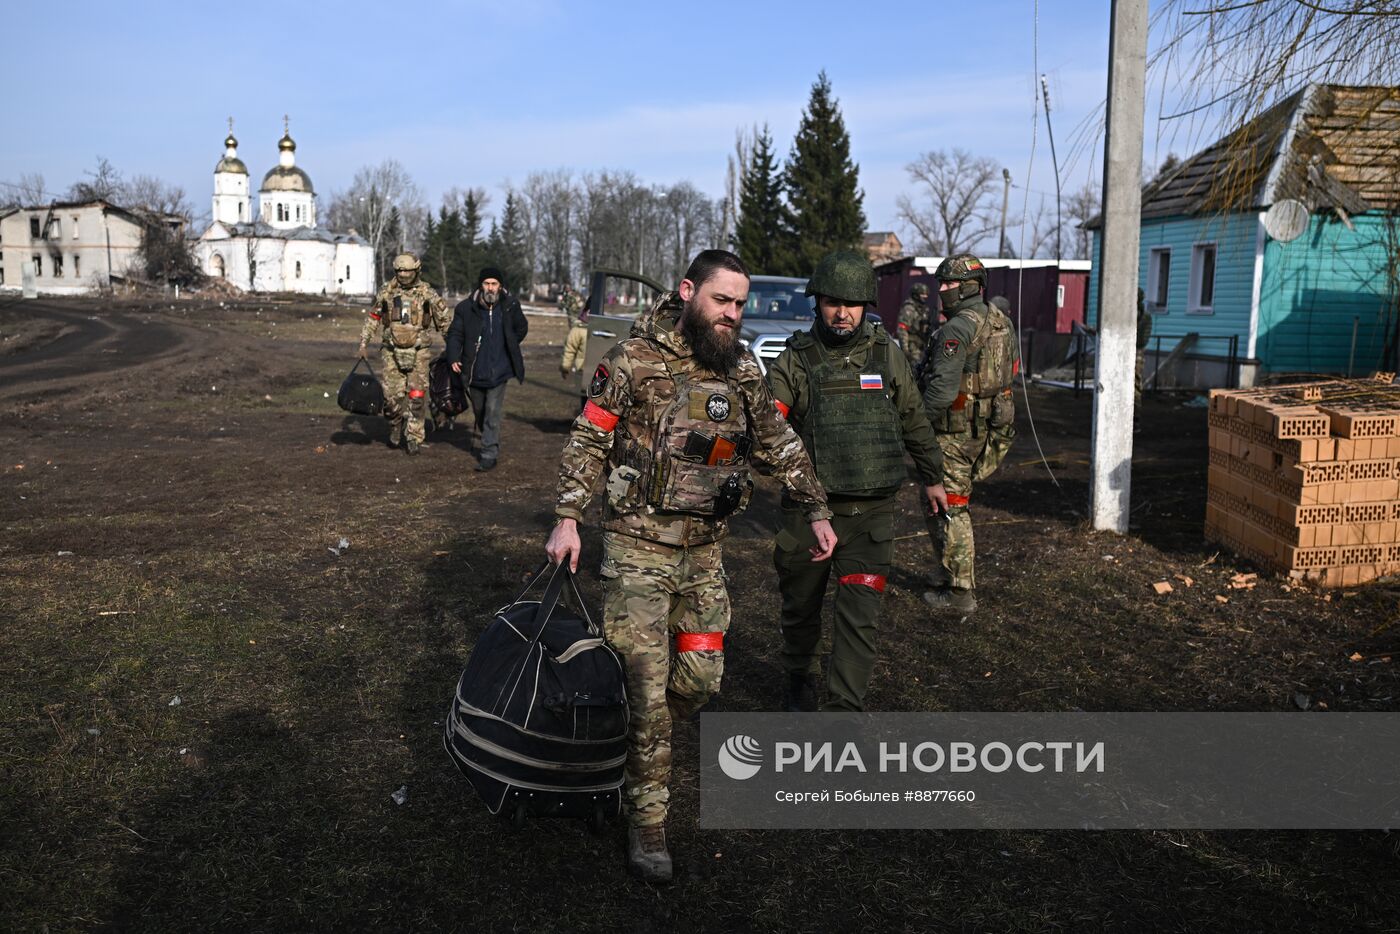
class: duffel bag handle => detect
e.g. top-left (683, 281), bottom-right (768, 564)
top-left (503, 561), bottom-right (599, 640)
top-left (349, 357), bottom-right (377, 378)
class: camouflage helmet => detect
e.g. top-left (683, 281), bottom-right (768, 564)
top-left (910, 282), bottom-right (929, 299)
top-left (392, 252), bottom-right (422, 272)
top-left (934, 252), bottom-right (987, 286)
top-left (805, 249), bottom-right (877, 304)
top-left (934, 252), bottom-right (987, 304)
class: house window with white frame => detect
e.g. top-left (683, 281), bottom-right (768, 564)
top-left (54, 253), bottom-right (63, 277)
top-left (1189, 242), bottom-right (1216, 313)
top-left (72, 217), bottom-right (79, 239)
top-left (32, 254), bottom-right (42, 277)
top-left (73, 255), bottom-right (80, 277)
top-left (1148, 247), bottom-right (1171, 311)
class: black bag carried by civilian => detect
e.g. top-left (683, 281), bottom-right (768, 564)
top-left (429, 353), bottom-right (467, 417)
top-left (444, 563), bottom-right (627, 830)
top-left (337, 359), bottom-right (384, 416)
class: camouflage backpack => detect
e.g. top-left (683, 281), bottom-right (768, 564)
top-left (957, 302), bottom-right (1020, 399)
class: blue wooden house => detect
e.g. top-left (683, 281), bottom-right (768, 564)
top-left (1086, 84), bottom-right (1400, 384)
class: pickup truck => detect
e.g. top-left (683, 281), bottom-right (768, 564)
top-left (577, 270), bottom-right (818, 396)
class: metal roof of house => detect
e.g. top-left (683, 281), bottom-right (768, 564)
top-left (1086, 84), bottom-right (1400, 228)
top-left (208, 221), bottom-right (365, 245)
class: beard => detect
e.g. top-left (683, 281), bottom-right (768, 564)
top-left (680, 303), bottom-right (741, 374)
top-left (480, 287), bottom-right (500, 306)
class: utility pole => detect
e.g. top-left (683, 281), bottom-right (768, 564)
top-left (1090, 0), bottom-right (1148, 533)
top-left (999, 168), bottom-right (1011, 257)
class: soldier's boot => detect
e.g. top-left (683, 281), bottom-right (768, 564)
top-left (404, 438), bottom-right (420, 456)
top-left (627, 825), bottom-right (673, 884)
top-left (925, 567), bottom-right (952, 590)
top-left (783, 672), bottom-right (818, 712)
top-left (923, 586), bottom-right (977, 616)
top-left (387, 426), bottom-right (403, 449)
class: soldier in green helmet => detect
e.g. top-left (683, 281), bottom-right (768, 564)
top-left (898, 281), bottom-right (932, 361)
top-left (766, 249), bottom-right (948, 712)
top-left (920, 253), bottom-right (1020, 615)
top-left (358, 252), bottom-right (449, 454)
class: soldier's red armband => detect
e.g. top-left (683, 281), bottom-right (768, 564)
top-left (582, 400), bottom-right (619, 432)
top-left (774, 399), bottom-right (791, 419)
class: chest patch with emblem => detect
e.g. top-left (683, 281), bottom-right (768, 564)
top-left (706, 392), bottom-right (731, 421)
top-left (859, 374), bottom-right (883, 390)
top-left (589, 363), bottom-right (610, 397)
top-left (942, 338), bottom-right (961, 357)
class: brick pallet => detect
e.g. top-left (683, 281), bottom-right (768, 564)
top-left (1204, 375), bottom-right (1400, 587)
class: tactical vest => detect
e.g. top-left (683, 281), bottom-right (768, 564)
top-left (795, 334), bottom-right (907, 496)
top-left (956, 303), bottom-right (1018, 398)
top-left (609, 362), bottom-right (753, 520)
top-left (381, 287), bottom-right (433, 347)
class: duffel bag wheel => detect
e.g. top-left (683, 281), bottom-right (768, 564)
top-left (510, 802), bottom-right (528, 830)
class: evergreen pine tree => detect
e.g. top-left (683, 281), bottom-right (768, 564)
top-left (733, 124), bottom-right (796, 275)
top-left (784, 71), bottom-right (867, 276)
top-left (461, 190), bottom-right (485, 287)
top-left (497, 192), bottom-right (531, 294)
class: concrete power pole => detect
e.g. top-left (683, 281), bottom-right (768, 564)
top-left (1091, 0), bottom-right (1148, 533)
top-left (998, 168), bottom-right (1012, 257)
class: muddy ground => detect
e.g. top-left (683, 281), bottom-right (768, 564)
top-left (1, 294), bottom-right (1397, 933)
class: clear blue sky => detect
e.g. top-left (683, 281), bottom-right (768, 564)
top-left (4, 0), bottom-right (1131, 247)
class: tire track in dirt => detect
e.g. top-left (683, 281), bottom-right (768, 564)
top-left (0, 303), bottom-right (210, 412)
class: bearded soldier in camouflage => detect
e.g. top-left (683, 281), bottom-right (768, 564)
top-left (767, 251), bottom-right (947, 713)
top-left (358, 253), bottom-right (449, 454)
top-left (546, 249), bottom-right (836, 884)
top-left (921, 253), bottom-right (1020, 615)
top-left (898, 281), bottom-right (932, 361)
top-left (558, 284), bottom-right (588, 380)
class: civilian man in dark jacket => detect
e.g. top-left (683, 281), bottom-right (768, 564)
top-left (447, 267), bottom-right (529, 471)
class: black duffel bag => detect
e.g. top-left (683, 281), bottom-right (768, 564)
top-left (337, 359), bottom-right (384, 416)
top-left (444, 563), bottom-right (627, 830)
top-left (429, 353), bottom-right (467, 417)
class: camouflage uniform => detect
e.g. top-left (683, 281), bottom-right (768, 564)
top-left (898, 285), bottom-right (932, 363)
top-left (922, 258), bottom-right (1020, 595)
top-left (559, 287), bottom-right (588, 378)
top-left (554, 291), bottom-right (829, 828)
top-left (767, 318), bottom-right (942, 711)
top-left (360, 279), bottom-right (449, 447)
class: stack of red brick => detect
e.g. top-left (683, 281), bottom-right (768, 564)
top-left (1205, 375), bottom-right (1400, 587)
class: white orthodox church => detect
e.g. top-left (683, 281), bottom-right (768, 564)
top-left (194, 119), bottom-right (374, 295)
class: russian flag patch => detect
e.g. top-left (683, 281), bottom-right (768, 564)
top-left (859, 374), bottom-right (883, 390)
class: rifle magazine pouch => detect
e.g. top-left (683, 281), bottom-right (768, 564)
top-left (989, 389), bottom-right (1015, 429)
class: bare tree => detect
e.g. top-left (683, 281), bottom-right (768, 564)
top-left (325, 159), bottom-right (423, 288)
top-left (3, 172), bottom-right (48, 208)
top-left (719, 126), bottom-right (754, 249)
top-left (896, 149), bottom-right (1001, 256)
top-left (522, 169), bottom-right (576, 290)
top-left (1064, 182), bottom-right (1101, 261)
top-left (67, 157), bottom-right (124, 202)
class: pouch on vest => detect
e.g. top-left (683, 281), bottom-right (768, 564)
top-left (988, 388), bottom-right (1015, 429)
top-left (938, 395), bottom-right (971, 435)
top-left (392, 347), bottom-right (418, 372)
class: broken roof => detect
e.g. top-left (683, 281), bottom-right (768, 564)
top-left (1086, 84), bottom-right (1400, 228)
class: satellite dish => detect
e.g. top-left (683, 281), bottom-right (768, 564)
top-left (1264, 199), bottom-right (1309, 242)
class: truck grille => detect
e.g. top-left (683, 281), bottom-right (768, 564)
top-left (748, 336), bottom-right (787, 374)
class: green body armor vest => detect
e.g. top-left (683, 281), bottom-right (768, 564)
top-left (796, 335), bottom-right (907, 496)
